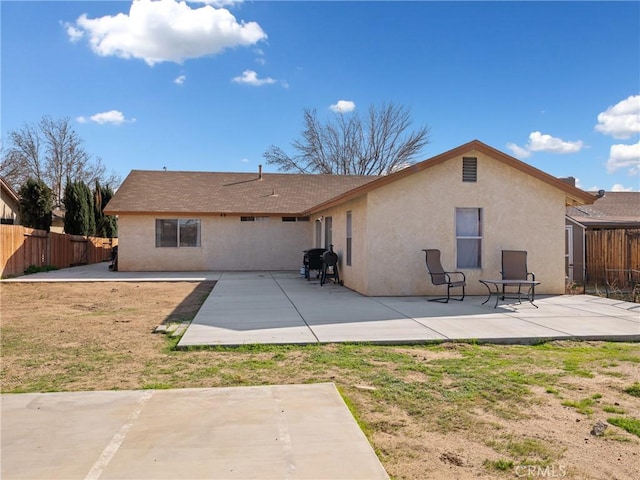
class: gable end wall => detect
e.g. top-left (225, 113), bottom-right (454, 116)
top-left (360, 150), bottom-right (566, 295)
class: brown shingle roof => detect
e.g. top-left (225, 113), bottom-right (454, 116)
top-left (567, 192), bottom-right (640, 227)
top-left (104, 170), bottom-right (380, 215)
top-left (105, 140), bottom-right (597, 217)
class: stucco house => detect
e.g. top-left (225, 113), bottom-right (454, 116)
top-left (105, 140), bottom-right (595, 296)
top-left (566, 191), bottom-right (640, 284)
top-left (1, 177), bottom-right (20, 225)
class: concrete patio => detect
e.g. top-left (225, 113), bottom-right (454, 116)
top-left (6, 263), bottom-right (638, 346)
top-left (1, 384), bottom-right (389, 480)
top-left (177, 271), bottom-right (640, 347)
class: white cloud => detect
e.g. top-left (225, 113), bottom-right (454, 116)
top-left (253, 47), bottom-right (266, 66)
top-left (64, 23), bottom-right (84, 42)
top-left (232, 69), bottom-right (275, 86)
top-left (77, 110), bottom-right (134, 125)
top-left (67, 0), bottom-right (266, 66)
top-left (595, 95), bottom-right (640, 139)
top-left (527, 131), bottom-right (583, 154)
top-left (606, 141), bottom-right (640, 175)
top-left (506, 142), bottom-right (531, 159)
top-left (611, 183), bottom-right (634, 192)
top-left (329, 100), bottom-right (356, 113)
top-left (189, 0), bottom-right (243, 6)
top-left (174, 74), bottom-right (186, 85)
top-left (507, 131), bottom-right (583, 158)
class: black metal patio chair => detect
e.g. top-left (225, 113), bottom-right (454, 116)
top-left (422, 249), bottom-right (466, 302)
top-left (501, 250), bottom-right (535, 300)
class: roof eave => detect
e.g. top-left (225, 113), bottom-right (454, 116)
top-left (469, 141), bottom-right (596, 206)
top-left (103, 210), bottom-right (309, 217)
top-left (1, 177), bottom-right (20, 203)
top-left (305, 140), bottom-right (597, 214)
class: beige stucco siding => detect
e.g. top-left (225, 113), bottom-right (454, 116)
top-left (117, 215), bottom-right (312, 271)
top-left (1, 189), bottom-right (20, 225)
top-left (311, 194), bottom-right (370, 294)
top-left (317, 150), bottom-right (567, 296)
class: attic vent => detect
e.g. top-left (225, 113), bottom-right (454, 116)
top-left (462, 157), bottom-right (477, 182)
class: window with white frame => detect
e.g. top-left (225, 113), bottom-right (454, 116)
top-left (456, 208), bottom-right (482, 268)
top-left (324, 216), bottom-right (333, 248)
top-left (315, 219), bottom-right (322, 247)
top-left (155, 219), bottom-right (201, 247)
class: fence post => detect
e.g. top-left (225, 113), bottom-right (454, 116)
top-left (46, 231), bottom-right (51, 266)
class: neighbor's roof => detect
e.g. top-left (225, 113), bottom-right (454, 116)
top-left (105, 140), bottom-right (596, 216)
top-left (567, 192), bottom-right (640, 227)
top-left (104, 170), bottom-right (379, 215)
top-left (1, 177), bottom-right (20, 204)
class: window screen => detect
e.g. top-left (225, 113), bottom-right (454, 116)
top-left (456, 208), bottom-right (482, 268)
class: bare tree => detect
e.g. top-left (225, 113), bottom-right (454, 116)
top-left (1, 123), bottom-right (44, 184)
top-left (1, 116), bottom-right (120, 205)
top-left (264, 103), bottom-right (430, 175)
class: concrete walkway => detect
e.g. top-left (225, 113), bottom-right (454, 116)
top-left (178, 271), bottom-right (639, 347)
top-left (1, 383), bottom-right (388, 480)
top-left (1, 262), bottom-right (222, 282)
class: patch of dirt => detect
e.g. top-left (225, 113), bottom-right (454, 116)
top-left (1, 281), bottom-right (639, 480)
top-left (0, 282), bottom-right (215, 392)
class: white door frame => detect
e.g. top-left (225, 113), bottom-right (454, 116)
top-left (565, 225), bottom-right (574, 283)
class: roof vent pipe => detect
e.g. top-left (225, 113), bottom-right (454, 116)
top-left (259, 164), bottom-right (263, 180)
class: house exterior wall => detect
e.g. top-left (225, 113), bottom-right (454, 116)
top-left (316, 150), bottom-right (567, 296)
top-left (117, 214), bottom-right (312, 271)
top-left (310, 194), bottom-right (370, 295)
top-left (1, 187), bottom-right (20, 225)
top-left (116, 149), bottom-right (570, 296)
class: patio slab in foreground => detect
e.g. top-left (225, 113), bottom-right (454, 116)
top-left (1, 383), bottom-right (388, 480)
top-left (177, 271), bottom-right (640, 347)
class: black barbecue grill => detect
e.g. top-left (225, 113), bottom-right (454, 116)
top-left (320, 245), bottom-right (342, 286)
top-left (303, 248), bottom-right (327, 280)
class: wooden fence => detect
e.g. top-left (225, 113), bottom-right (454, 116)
top-left (1, 225), bottom-right (117, 278)
top-left (586, 228), bottom-right (640, 284)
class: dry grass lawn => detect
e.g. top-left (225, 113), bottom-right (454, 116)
top-left (1, 281), bottom-right (639, 479)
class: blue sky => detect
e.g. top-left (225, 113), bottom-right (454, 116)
top-left (2, 0), bottom-right (639, 192)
